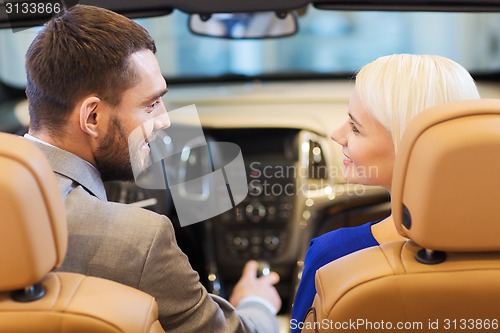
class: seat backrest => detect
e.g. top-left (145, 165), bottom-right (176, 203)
top-left (302, 99), bottom-right (500, 333)
top-left (0, 132), bottom-right (164, 333)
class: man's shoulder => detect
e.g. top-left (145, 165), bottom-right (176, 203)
top-left (65, 185), bottom-right (171, 231)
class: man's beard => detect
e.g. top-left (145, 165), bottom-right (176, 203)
top-left (94, 117), bottom-right (135, 182)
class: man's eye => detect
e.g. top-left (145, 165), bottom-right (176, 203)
top-left (147, 99), bottom-right (161, 110)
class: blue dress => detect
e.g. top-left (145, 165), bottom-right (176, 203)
top-left (290, 221), bottom-right (379, 332)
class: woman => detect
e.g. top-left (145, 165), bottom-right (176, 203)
top-left (291, 54), bottom-right (480, 330)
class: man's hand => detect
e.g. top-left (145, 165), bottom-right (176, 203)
top-left (229, 260), bottom-right (282, 312)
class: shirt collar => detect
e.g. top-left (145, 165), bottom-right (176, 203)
top-left (24, 134), bottom-right (108, 201)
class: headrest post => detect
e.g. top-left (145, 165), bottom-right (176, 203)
top-left (11, 283), bottom-right (46, 303)
top-left (415, 248), bottom-right (446, 265)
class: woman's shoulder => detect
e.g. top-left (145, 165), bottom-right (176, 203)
top-left (306, 221), bottom-right (380, 263)
top-left (311, 220), bottom-right (379, 246)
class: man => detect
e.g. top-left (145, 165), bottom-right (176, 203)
top-left (24, 4), bottom-right (281, 332)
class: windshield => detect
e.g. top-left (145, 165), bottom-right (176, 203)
top-left (1, 7), bottom-right (500, 87)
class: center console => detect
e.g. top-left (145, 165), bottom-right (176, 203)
top-left (106, 126), bottom-right (339, 311)
top-left (201, 127), bottom-right (334, 309)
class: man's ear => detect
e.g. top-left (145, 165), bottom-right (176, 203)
top-left (79, 96), bottom-right (103, 139)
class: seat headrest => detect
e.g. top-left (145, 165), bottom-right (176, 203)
top-left (0, 133), bottom-right (67, 291)
top-left (392, 99), bottom-right (500, 252)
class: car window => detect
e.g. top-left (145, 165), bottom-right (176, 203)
top-left (1, 7), bottom-right (500, 86)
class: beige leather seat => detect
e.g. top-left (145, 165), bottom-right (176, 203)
top-left (0, 133), bottom-right (164, 333)
top-left (302, 99), bottom-right (500, 333)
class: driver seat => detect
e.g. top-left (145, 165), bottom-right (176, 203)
top-left (302, 99), bottom-right (500, 332)
top-left (0, 133), bottom-right (164, 333)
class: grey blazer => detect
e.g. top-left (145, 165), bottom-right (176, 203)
top-left (32, 141), bottom-right (278, 333)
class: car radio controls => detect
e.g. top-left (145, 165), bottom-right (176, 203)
top-left (264, 235), bottom-right (280, 251)
top-left (245, 202), bottom-right (266, 223)
top-left (233, 236), bottom-right (249, 251)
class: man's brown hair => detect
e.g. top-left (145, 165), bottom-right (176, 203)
top-left (25, 4), bottom-right (156, 134)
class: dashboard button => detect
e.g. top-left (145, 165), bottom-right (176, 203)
top-left (245, 202), bottom-right (266, 223)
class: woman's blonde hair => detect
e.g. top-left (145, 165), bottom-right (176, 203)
top-left (355, 54), bottom-right (480, 152)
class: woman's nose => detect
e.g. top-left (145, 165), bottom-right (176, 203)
top-left (330, 122), bottom-right (348, 146)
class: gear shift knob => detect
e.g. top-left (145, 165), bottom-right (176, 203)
top-left (256, 260), bottom-right (271, 278)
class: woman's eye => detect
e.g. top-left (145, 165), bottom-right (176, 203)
top-left (349, 121), bottom-right (359, 133)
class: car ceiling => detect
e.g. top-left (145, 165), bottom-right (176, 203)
top-left (2, 0), bottom-right (500, 29)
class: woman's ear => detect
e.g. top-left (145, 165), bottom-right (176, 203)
top-left (79, 96), bottom-right (102, 139)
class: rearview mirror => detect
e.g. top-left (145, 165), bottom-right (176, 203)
top-left (189, 11), bottom-right (298, 39)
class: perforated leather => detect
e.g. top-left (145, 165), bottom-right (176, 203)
top-left (392, 99), bottom-right (500, 251)
top-left (0, 133), bottom-right (164, 333)
top-left (0, 134), bottom-right (66, 291)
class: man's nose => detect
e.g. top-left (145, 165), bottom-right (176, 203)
top-left (155, 108), bottom-right (170, 130)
